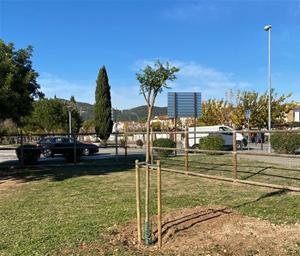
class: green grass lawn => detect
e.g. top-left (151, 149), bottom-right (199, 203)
top-left (0, 156), bottom-right (300, 255)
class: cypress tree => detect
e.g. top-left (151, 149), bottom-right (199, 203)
top-left (94, 66), bottom-right (113, 141)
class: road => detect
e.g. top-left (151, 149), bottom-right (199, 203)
top-left (0, 146), bottom-right (146, 164)
top-left (1, 144), bottom-right (299, 168)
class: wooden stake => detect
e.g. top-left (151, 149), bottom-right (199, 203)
top-left (144, 164), bottom-right (150, 244)
top-left (150, 128), bottom-right (154, 165)
top-left (135, 160), bottom-right (142, 245)
top-left (156, 160), bottom-right (162, 248)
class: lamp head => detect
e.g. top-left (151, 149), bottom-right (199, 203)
top-left (264, 25), bottom-right (272, 31)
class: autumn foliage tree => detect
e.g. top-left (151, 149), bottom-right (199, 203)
top-left (231, 90), bottom-right (294, 129)
top-left (199, 99), bottom-right (232, 126)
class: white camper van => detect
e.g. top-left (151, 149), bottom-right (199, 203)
top-left (188, 125), bottom-right (246, 150)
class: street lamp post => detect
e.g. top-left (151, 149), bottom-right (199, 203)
top-left (264, 24), bottom-right (272, 153)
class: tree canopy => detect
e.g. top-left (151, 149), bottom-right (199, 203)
top-left (199, 90), bottom-right (294, 129)
top-left (0, 40), bottom-right (43, 124)
top-left (22, 98), bottom-right (82, 133)
top-left (136, 60), bottom-right (179, 163)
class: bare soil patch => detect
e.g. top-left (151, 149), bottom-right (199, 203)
top-left (0, 179), bottom-right (24, 191)
top-left (113, 205), bottom-right (300, 256)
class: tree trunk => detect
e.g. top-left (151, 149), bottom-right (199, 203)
top-left (146, 106), bottom-right (153, 164)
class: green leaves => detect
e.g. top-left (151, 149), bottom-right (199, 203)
top-left (22, 98), bottom-right (83, 133)
top-left (94, 66), bottom-right (113, 141)
top-left (0, 40), bottom-right (43, 124)
top-left (200, 90), bottom-right (294, 129)
top-left (136, 60), bottom-right (179, 106)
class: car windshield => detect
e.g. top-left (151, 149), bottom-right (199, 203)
top-left (219, 127), bottom-right (232, 132)
top-left (61, 138), bottom-right (75, 143)
top-left (39, 138), bottom-right (52, 143)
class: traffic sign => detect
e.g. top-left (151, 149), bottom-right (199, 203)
top-left (246, 109), bottom-right (251, 120)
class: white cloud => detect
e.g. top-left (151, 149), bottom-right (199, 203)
top-left (133, 59), bottom-right (251, 104)
top-left (38, 60), bottom-right (251, 110)
top-left (38, 73), bottom-right (95, 103)
top-left (38, 73), bottom-right (144, 109)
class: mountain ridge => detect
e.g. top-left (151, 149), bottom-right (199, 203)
top-left (60, 99), bottom-right (167, 121)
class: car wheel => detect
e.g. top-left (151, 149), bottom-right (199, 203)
top-left (237, 141), bottom-right (242, 150)
top-left (43, 149), bottom-right (52, 157)
top-left (83, 148), bottom-right (90, 156)
top-left (191, 144), bottom-right (199, 149)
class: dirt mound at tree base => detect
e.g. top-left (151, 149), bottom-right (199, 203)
top-left (112, 205), bottom-right (300, 256)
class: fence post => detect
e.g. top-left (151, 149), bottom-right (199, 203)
top-left (115, 132), bottom-right (118, 161)
top-left (232, 131), bottom-right (237, 179)
top-left (156, 160), bottom-right (162, 249)
top-left (135, 160), bottom-right (142, 245)
top-left (184, 127), bottom-right (189, 175)
top-left (20, 130), bottom-right (24, 166)
top-left (260, 132), bottom-right (264, 151)
top-left (174, 130), bottom-right (177, 157)
top-left (73, 134), bottom-right (77, 164)
top-left (124, 128), bottom-right (128, 161)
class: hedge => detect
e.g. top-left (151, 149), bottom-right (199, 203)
top-left (153, 138), bottom-right (176, 157)
top-left (199, 135), bottom-right (225, 151)
top-left (270, 132), bottom-right (300, 154)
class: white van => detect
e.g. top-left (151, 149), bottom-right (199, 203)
top-left (188, 125), bottom-right (246, 150)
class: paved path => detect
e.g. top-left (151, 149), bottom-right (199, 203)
top-left (0, 147), bottom-right (145, 164)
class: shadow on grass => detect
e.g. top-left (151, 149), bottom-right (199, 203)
top-left (233, 189), bottom-right (289, 209)
top-left (0, 154), bottom-right (145, 183)
top-left (151, 189), bottom-right (288, 244)
top-left (161, 157), bottom-right (300, 173)
top-left (158, 157), bottom-right (300, 185)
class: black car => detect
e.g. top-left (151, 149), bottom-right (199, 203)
top-left (37, 136), bottom-right (99, 157)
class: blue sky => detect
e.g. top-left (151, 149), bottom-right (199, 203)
top-left (1, 0), bottom-right (300, 109)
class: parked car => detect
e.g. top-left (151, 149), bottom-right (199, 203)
top-left (37, 136), bottom-right (99, 157)
top-left (188, 125), bottom-right (247, 150)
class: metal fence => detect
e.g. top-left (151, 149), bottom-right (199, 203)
top-left (0, 131), bottom-right (148, 167)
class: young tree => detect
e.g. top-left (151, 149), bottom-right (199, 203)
top-left (136, 60), bottom-right (179, 244)
top-left (0, 40), bottom-right (43, 124)
top-left (94, 66), bottom-right (113, 141)
top-left (136, 60), bottom-right (179, 163)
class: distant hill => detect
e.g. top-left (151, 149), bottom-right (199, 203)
top-left (114, 105), bottom-right (167, 121)
top-left (61, 99), bottom-right (167, 121)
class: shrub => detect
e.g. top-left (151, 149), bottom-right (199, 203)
top-left (153, 138), bottom-right (176, 157)
top-left (16, 145), bottom-right (41, 165)
top-left (119, 138), bottom-right (126, 148)
top-left (270, 132), bottom-right (300, 154)
top-left (136, 139), bottom-right (143, 148)
top-left (199, 135), bottom-right (225, 151)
